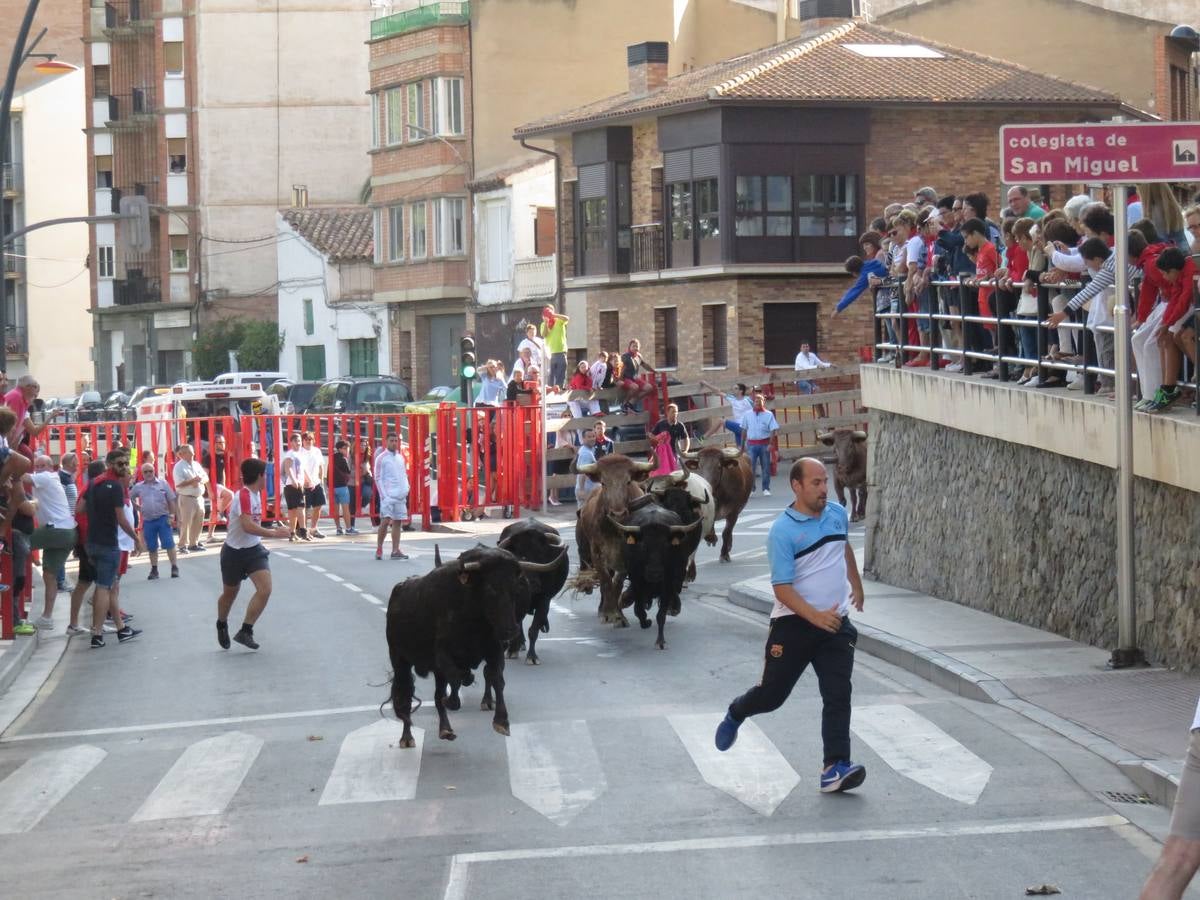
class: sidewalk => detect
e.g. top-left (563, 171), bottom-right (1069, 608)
top-left (729, 573), bottom-right (1198, 808)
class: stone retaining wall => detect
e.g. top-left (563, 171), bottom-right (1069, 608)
top-left (865, 411), bottom-right (1200, 670)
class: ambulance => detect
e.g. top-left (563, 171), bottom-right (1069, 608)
top-left (134, 381), bottom-right (282, 466)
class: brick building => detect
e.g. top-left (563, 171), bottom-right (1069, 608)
top-left (514, 17), bottom-right (1134, 381)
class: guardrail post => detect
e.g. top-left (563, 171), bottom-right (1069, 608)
top-left (872, 285), bottom-right (884, 361)
top-left (435, 402), bottom-right (460, 523)
top-left (1036, 281), bottom-right (1050, 385)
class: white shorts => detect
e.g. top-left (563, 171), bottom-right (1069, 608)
top-left (380, 497), bottom-right (408, 522)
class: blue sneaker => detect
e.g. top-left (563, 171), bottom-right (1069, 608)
top-left (714, 712), bottom-right (742, 751)
top-left (820, 760), bottom-right (866, 793)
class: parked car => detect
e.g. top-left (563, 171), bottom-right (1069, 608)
top-left (101, 391), bottom-right (131, 421)
top-left (124, 385), bottom-right (172, 420)
top-left (307, 375), bottom-right (414, 444)
top-left (267, 380), bottom-right (320, 416)
top-left (212, 371), bottom-right (288, 389)
top-left (74, 391), bottom-right (106, 422)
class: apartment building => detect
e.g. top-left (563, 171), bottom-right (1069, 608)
top-left (82, 0), bottom-right (370, 392)
top-left (367, 0), bottom-right (836, 394)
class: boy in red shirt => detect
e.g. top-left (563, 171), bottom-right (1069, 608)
top-left (961, 218), bottom-right (999, 371)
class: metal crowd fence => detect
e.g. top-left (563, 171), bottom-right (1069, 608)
top-left (871, 269), bottom-right (1200, 410)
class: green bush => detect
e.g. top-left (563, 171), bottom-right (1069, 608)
top-left (193, 318), bottom-right (284, 380)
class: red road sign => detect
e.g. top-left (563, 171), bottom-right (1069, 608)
top-left (1000, 121), bottom-right (1200, 184)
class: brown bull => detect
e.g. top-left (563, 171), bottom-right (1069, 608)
top-left (575, 453), bottom-right (655, 626)
top-left (819, 428), bottom-right (868, 521)
top-left (680, 446), bottom-right (752, 562)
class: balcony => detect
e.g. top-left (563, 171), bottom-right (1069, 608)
top-left (512, 255), bottom-right (555, 301)
top-left (107, 88), bottom-right (156, 126)
top-left (114, 272), bottom-right (161, 306)
top-left (5, 327), bottom-right (27, 358)
top-left (1, 163), bottom-right (21, 196)
top-left (102, 0), bottom-right (153, 34)
top-left (370, 1), bottom-right (469, 39)
top-left (631, 223), bottom-right (663, 273)
top-left (3, 239), bottom-right (24, 277)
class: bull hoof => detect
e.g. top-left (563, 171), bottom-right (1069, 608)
top-left (493, 721), bottom-right (511, 737)
top-left (446, 694), bottom-right (461, 711)
top-left (461, 671), bottom-right (475, 687)
top-left (480, 697), bottom-right (494, 711)
top-left (525, 653), bottom-right (540, 665)
top-left (399, 736), bottom-right (416, 749)
top-left (439, 728), bottom-right (457, 741)
top-left (704, 534), bottom-right (717, 546)
top-left (612, 617), bottom-right (629, 629)
top-left (719, 554), bottom-right (731, 563)
top-left (656, 639), bottom-right (667, 650)
top-left (638, 617), bottom-right (652, 629)
top-left (506, 647), bottom-right (519, 660)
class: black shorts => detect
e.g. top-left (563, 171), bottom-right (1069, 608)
top-left (284, 485), bottom-right (304, 510)
top-left (304, 485), bottom-right (326, 509)
top-left (75, 544), bottom-right (97, 584)
top-left (220, 543), bottom-right (270, 586)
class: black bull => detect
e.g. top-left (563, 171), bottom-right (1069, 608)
top-left (386, 545), bottom-right (560, 748)
top-left (497, 519), bottom-right (570, 665)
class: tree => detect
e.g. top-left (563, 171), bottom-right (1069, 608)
top-left (192, 318), bottom-right (284, 379)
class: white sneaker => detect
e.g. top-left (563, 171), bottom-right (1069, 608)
top-left (763, 489), bottom-right (772, 496)
top-left (946, 363), bottom-right (964, 373)
top-left (65, 623), bottom-right (88, 636)
top-left (1067, 379), bottom-right (1082, 391)
top-left (102, 623), bottom-right (118, 634)
top-left (34, 616), bottom-right (54, 630)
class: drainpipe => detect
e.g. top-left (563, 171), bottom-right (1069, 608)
top-left (519, 138), bottom-right (562, 310)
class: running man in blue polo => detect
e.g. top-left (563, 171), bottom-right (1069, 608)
top-left (714, 456), bottom-right (868, 793)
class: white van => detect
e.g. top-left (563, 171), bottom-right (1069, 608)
top-left (135, 382), bottom-right (282, 465)
top-left (211, 371), bottom-right (288, 388)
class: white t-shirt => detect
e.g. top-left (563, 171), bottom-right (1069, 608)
top-left (281, 449), bottom-right (305, 487)
top-left (29, 471), bottom-right (75, 529)
top-left (905, 234), bottom-right (925, 269)
top-left (517, 336), bottom-right (544, 369)
top-left (375, 450), bottom-right (409, 501)
top-left (172, 458), bottom-right (208, 496)
top-left (226, 486), bottom-right (263, 549)
top-left (589, 360), bottom-right (608, 390)
top-left (301, 446), bottom-right (325, 487)
top-left (794, 351), bottom-right (830, 372)
top-left (727, 394), bottom-right (753, 424)
top-left (118, 500), bottom-right (135, 552)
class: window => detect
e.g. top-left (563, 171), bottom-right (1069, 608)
top-left (385, 87), bottom-right (404, 145)
top-left (163, 41), bottom-right (183, 76)
top-left (435, 197), bottom-right (465, 256)
top-left (158, 349), bottom-right (185, 384)
top-left (388, 205), bottom-right (403, 262)
top-left (762, 302), bottom-right (818, 367)
top-left (406, 82), bottom-right (425, 140)
top-left (303, 298), bottom-right (314, 335)
top-left (168, 137), bottom-right (186, 173)
top-left (299, 346), bottom-right (325, 381)
top-left (1171, 64), bottom-right (1190, 121)
top-left (598, 310), bottom-right (620, 352)
top-left (797, 174), bottom-right (857, 237)
top-left (702, 303), bottom-right (728, 368)
top-left (370, 93), bottom-right (379, 149)
top-left (372, 208), bottom-right (383, 264)
top-left (432, 77), bottom-right (463, 136)
top-left (669, 183), bottom-right (692, 243)
top-left (696, 178), bottom-right (719, 241)
top-left (481, 199), bottom-right (509, 282)
top-left (95, 155), bottom-right (113, 188)
top-left (93, 65), bottom-right (110, 98)
top-left (347, 338), bottom-right (378, 377)
top-left (581, 199), bottom-right (607, 257)
top-left (410, 202), bottom-right (427, 259)
top-left (534, 207), bottom-right (555, 257)
top-left (653, 307), bottom-right (678, 369)
top-left (665, 146), bottom-right (720, 267)
top-left (97, 245), bottom-right (115, 279)
top-left (735, 175), bottom-right (792, 236)
top-left (169, 235), bottom-right (188, 271)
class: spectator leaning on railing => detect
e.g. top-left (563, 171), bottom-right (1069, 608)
top-left (1128, 228), bottom-right (1177, 409)
top-left (1185, 204), bottom-right (1200, 252)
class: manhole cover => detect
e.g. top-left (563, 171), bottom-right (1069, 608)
top-left (1101, 790), bottom-right (1153, 804)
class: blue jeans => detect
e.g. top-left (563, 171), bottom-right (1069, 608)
top-left (724, 419), bottom-right (744, 448)
top-left (1018, 315), bottom-right (1039, 364)
top-left (747, 442), bottom-right (771, 490)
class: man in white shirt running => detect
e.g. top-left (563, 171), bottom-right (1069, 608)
top-left (216, 458), bottom-right (277, 651)
top-left (374, 433), bottom-right (410, 560)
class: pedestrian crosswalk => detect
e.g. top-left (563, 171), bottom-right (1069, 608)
top-left (0, 703), bottom-right (994, 834)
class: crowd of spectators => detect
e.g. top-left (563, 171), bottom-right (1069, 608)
top-left (838, 181), bottom-right (1200, 412)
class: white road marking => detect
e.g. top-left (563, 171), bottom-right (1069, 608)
top-left (667, 713), bottom-right (799, 816)
top-left (507, 720), bottom-right (607, 827)
top-left (342, 582), bottom-right (362, 593)
top-left (319, 720), bottom-right (423, 806)
top-left (852, 704), bottom-right (993, 805)
top-left (361, 593), bottom-right (383, 605)
top-left (0, 745), bottom-right (106, 833)
top-left (276, 552), bottom-right (291, 558)
top-left (132, 731), bottom-right (264, 822)
top-left (308, 564), bottom-right (327, 573)
top-left (733, 512), bottom-right (775, 526)
top-left (441, 815), bottom-right (1128, 900)
top-left (2, 705), bottom-right (380, 743)
top-left (324, 573), bottom-right (344, 583)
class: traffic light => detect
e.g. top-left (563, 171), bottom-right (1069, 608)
top-left (460, 336), bottom-right (477, 380)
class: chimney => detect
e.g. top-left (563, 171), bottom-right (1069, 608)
top-left (797, 0), bottom-right (857, 28)
top-left (627, 42), bottom-right (669, 96)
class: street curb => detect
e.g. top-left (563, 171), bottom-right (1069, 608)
top-left (728, 582), bottom-right (1181, 808)
top-left (0, 629), bottom-right (40, 698)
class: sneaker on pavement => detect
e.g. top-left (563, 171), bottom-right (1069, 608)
top-left (346, 527), bottom-right (360, 535)
top-left (171, 566), bottom-right (180, 578)
top-left (946, 362), bottom-right (964, 373)
top-left (90, 633), bottom-right (105, 648)
top-left (65, 623), bottom-right (88, 636)
top-left (375, 548), bottom-right (383, 560)
top-left (391, 550), bottom-right (409, 560)
top-left (59, 581), bottom-right (74, 592)
top-left (147, 567), bottom-right (159, 580)
top-left (178, 546), bottom-right (190, 555)
top-left (763, 489), bottom-right (772, 496)
top-left (234, 625), bottom-right (259, 650)
top-left (116, 626), bottom-right (142, 644)
top-left (102, 623), bottom-right (118, 633)
top-left (216, 620), bottom-right (230, 650)
top-left (311, 530), bottom-right (326, 540)
top-left (714, 711), bottom-right (742, 751)
top-left (13, 621), bottom-right (35, 636)
top-left (336, 528), bottom-right (344, 536)
top-left (820, 760), bottom-right (867, 793)
top-left (34, 616), bottom-right (54, 630)
top-left (188, 544), bottom-right (205, 552)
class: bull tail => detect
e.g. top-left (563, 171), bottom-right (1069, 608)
top-left (384, 667), bottom-right (422, 720)
top-left (434, 545), bottom-right (443, 567)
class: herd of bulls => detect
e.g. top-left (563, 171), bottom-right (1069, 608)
top-left (384, 434), bottom-right (867, 750)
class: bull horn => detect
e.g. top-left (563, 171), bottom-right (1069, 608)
top-left (461, 560), bottom-right (482, 572)
top-left (852, 430), bottom-right (868, 440)
top-left (632, 460), bottom-right (656, 473)
top-left (497, 535), bottom-right (513, 550)
top-left (817, 431), bottom-right (833, 441)
top-left (702, 490), bottom-right (711, 505)
top-left (668, 469), bottom-right (689, 485)
top-left (680, 451), bottom-right (698, 460)
top-left (518, 549), bottom-right (568, 573)
top-left (721, 448), bottom-right (741, 459)
top-left (544, 533), bottom-right (565, 548)
top-left (670, 518), bottom-right (703, 535)
top-left (576, 462), bottom-right (598, 475)
top-left (606, 512), bottom-right (642, 535)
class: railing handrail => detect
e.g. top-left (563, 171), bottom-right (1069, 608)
top-left (370, 1), bottom-right (470, 40)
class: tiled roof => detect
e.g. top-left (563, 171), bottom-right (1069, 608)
top-left (515, 21), bottom-right (1127, 137)
top-left (281, 207), bottom-right (373, 262)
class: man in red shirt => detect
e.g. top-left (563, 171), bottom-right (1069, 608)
top-left (962, 218), bottom-right (999, 372)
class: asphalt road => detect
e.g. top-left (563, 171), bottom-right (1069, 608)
top-left (0, 493), bottom-right (1188, 899)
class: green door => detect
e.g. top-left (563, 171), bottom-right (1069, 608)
top-left (300, 345), bottom-right (326, 381)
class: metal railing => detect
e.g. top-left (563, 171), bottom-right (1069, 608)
top-left (1, 162), bottom-right (21, 193)
top-left (631, 223), bottom-right (663, 273)
top-left (114, 274), bottom-right (162, 306)
top-left (5, 326), bottom-right (27, 356)
top-left (512, 254), bottom-right (555, 300)
top-left (871, 270), bottom-right (1200, 413)
top-left (370, 1), bottom-right (470, 39)
top-left (3, 239), bottom-right (24, 275)
top-left (108, 88), bottom-right (155, 122)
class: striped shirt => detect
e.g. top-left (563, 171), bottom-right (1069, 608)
top-left (225, 487), bottom-right (263, 549)
top-left (767, 501), bottom-right (851, 619)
